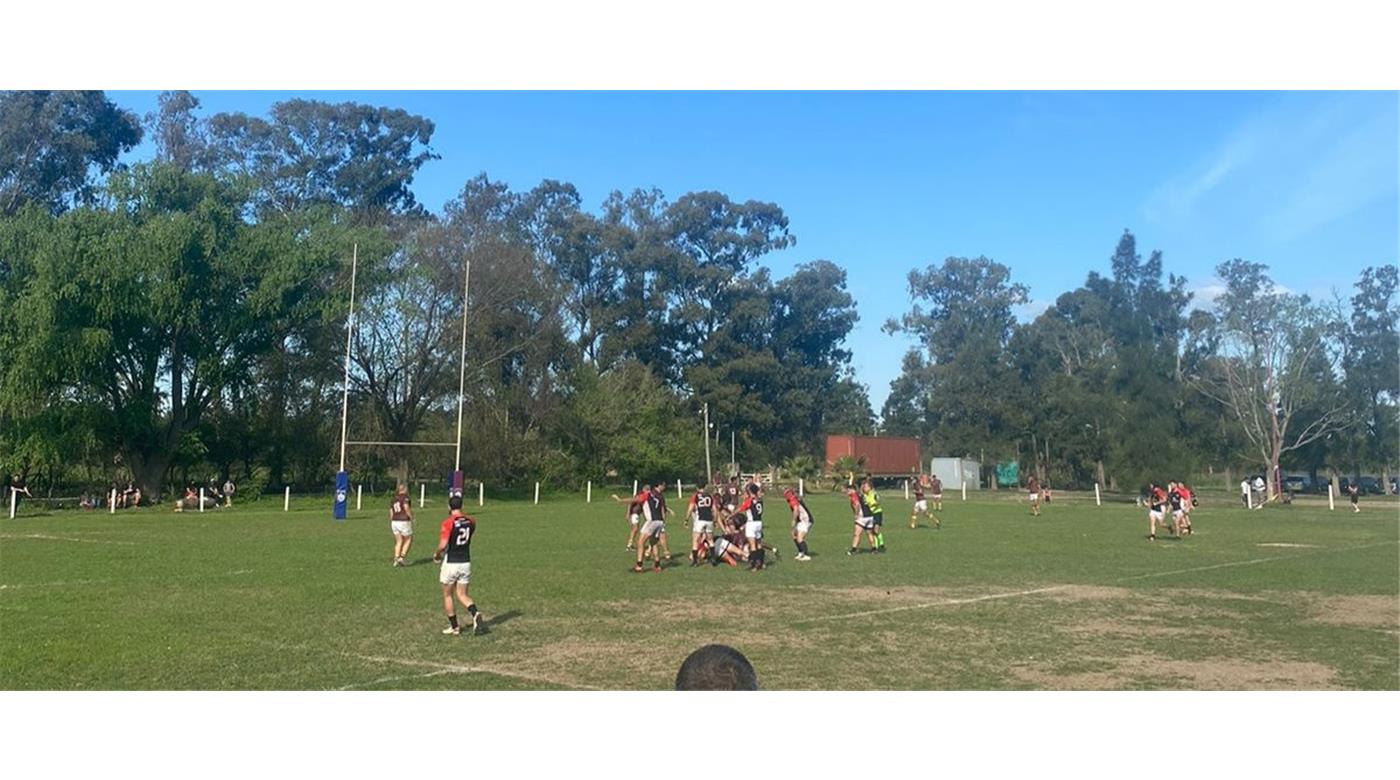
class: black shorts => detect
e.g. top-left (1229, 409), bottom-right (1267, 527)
top-left (871, 511), bottom-right (884, 527)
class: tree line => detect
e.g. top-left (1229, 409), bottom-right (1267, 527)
top-left (881, 235), bottom-right (1397, 495)
top-left (0, 91), bottom-right (872, 501)
top-left (1, 91), bottom-right (1394, 504)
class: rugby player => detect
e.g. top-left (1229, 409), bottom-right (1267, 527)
top-left (847, 481), bottom-right (877, 555)
top-left (687, 480), bottom-right (718, 566)
top-left (610, 487), bottom-right (648, 551)
top-left (860, 478), bottom-right (886, 552)
top-left (631, 481), bottom-right (671, 573)
top-left (432, 496), bottom-right (484, 635)
top-left (928, 474), bottom-right (944, 512)
top-left (1146, 482), bottom-right (1169, 541)
top-left (389, 484), bottom-right (414, 567)
top-left (783, 487), bottom-right (814, 561)
top-left (1026, 475), bottom-right (1041, 517)
top-left (735, 483), bottom-right (767, 571)
top-left (722, 478), bottom-right (740, 515)
top-left (910, 476), bottom-right (938, 529)
top-left (1168, 482), bottom-right (1193, 536)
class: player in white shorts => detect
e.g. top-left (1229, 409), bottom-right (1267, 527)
top-left (736, 483), bottom-right (767, 571)
top-left (687, 481), bottom-right (717, 566)
top-left (783, 487), bottom-right (813, 561)
top-left (611, 488), bottom-right (649, 551)
top-left (389, 486), bottom-right (414, 567)
top-left (433, 496), bottom-right (484, 635)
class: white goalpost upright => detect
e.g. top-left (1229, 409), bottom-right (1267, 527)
top-left (334, 250), bottom-right (473, 520)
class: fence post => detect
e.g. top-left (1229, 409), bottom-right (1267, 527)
top-left (356, 485), bottom-right (362, 511)
top-left (799, 478), bottom-right (804, 497)
top-left (677, 479), bottom-right (683, 501)
top-left (587, 480), bottom-right (592, 503)
top-left (1094, 483), bottom-right (1101, 507)
top-left (633, 479), bottom-right (638, 496)
top-left (284, 486), bottom-right (291, 512)
top-left (478, 482), bottom-right (484, 507)
top-left (1244, 482), bottom-right (1253, 510)
top-left (1328, 484), bottom-right (1335, 511)
top-left (8, 488), bottom-right (15, 519)
top-left (420, 483), bottom-right (425, 508)
top-left (199, 487), bottom-right (206, 513)
top-left (110, 488), bottom-right (116, 514)
top-left (904, 480), bottom-right (909, 500)
top-left (534, 481), bottom-right (540, 505)
top-left (961, 481), bottom-right (967, 501)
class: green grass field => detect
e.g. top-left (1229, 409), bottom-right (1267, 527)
top-left (2, 490), bottom-right (1396, 690)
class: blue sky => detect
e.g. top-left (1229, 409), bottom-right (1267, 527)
top-left (108, 91), bottom-right (1400, 413)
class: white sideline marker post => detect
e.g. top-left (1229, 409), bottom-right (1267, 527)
top-left (904, 480), bottom-right (909, 500)
top-left (110, 488), bottom-right (116, 514)
top-left (356, 485), bottom-right (362, 511)
top-left (1328, 484), bottom-right (1335, 511)
top-left (587, 481), bottom-right (592, 503)
top-left (419, 483), bottom-right (425, 508)
top-left (1095, 483), bottom-right (1101, 506)
top-left (8, 488), bottom-right (15, 519)
top-left (799, 478), bottom-right (804, 497)
top-left (534, 482), bottom-right (540, 505)
top-left (961, 482), bottom-right (967, 501)
top-left (1244, 482), bottom-right (1253, 510)
top-left (478, 482), bottom-right (484, 507)
top-left (199, 487), bottom-right (205, 513)
top-left (677, 479), bottom-right (682, 500)
top-left (633, 479), bottom-right (638, 496)
top-left (284, 486), bottom-right (290, 512)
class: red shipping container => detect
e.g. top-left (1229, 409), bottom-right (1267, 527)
top-left (825, 435), bottom-right (922, 477)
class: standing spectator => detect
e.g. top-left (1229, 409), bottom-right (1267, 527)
top-left (9, 474), bottom-right (32, 512)
top-left (222, 478), bottom-right (236, 507)
top-left (1348, 481), bottom-right (1361, 513)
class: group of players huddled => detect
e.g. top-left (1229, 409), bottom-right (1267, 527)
top-left (613, 476), bottom-right (806, 573)
top-left (611, 472), bottom-right (954, 573)
top-left (1145, 481), bottom-right (1195, 541)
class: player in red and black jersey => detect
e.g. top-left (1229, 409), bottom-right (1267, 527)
top-left (687, 481), bottom-right (718, 566)
top-left (736, 483), bottom-right (767, 571)
top-left (432, 496), bottom-right (484, 635)
top-left (1146, 483), bottom-right (1169, 541)
top-left (610, 487), bottom-right (650, 551)
top-left (783, 487), bottom-right (814, 561)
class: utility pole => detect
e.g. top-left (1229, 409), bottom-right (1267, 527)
top-left (703, 402), bottom-right (712, 480)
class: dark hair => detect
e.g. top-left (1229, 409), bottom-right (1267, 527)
top-left (747, 483), bottom-right (759, 495)
top-left (698, 480), bottom-right (707, 489)
top-left (449, 495), bottom-right (463, 510)
top-left (675, 644), bottom-right (758, 690)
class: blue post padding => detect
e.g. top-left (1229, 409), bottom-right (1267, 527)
top-left (334, 471), bottom-right (349, 520)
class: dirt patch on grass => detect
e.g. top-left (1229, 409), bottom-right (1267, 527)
top-left (1009, 654), bottom-right (1339, 690)
top-left (1309, 595), bottom-right (1399, 630)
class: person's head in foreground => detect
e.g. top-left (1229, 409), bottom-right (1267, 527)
top-left (675, 644), bottom-right (758, 690)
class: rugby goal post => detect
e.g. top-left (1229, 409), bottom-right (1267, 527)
top-left (333, 246), bottom-right (473, 520)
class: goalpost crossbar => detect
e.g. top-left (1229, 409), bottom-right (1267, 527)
top-left (344, 441), bottom-right (459, 448)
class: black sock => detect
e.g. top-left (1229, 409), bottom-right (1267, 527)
top-left (448, 614), bottom-right (458, 629)
top-left (466, 604), bottom-right (478, 617)
top-left (799, 541), bottom-right (809, 555)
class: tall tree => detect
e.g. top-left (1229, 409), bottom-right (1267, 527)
top-left (0, 90), bottom-right (142, 216)
top-left (883, 256), bottom-right (1029, 461)
top-left (1187, 259), bottom-right (1350, 497)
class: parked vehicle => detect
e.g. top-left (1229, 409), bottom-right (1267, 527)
top-left (1282, 475), bottom-right (1309, 494)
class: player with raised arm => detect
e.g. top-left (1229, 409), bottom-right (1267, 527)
top-left (389, 484), bottom-right (414, 567)
top-left (860, 478), bottom-right (886, 552)
top-left (688, 480), bottom-right (717, 566)
top-left (631, 481), bottom-right (670, 573)
top-left (847, 480), bottom-right (876, 555)
top-left (611, 487), bottom-right (648, 551)
top-left (433, 495), bottom-right (484, 636)
top-left (783, 487), bottom-right (814, 561)
top-left (910, 476), bottom-right (937, 529)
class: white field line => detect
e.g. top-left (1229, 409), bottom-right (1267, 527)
top-left (0, 569), bottom-right (254, 592)
top-left (0, 533), bottom-right (137, 545)
top-left (336, 669), bottom-right (457, 690)
top-left (351, 653), bottom-right (603, 691)
top-left (796, 540), bottom-right (1400, 625)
